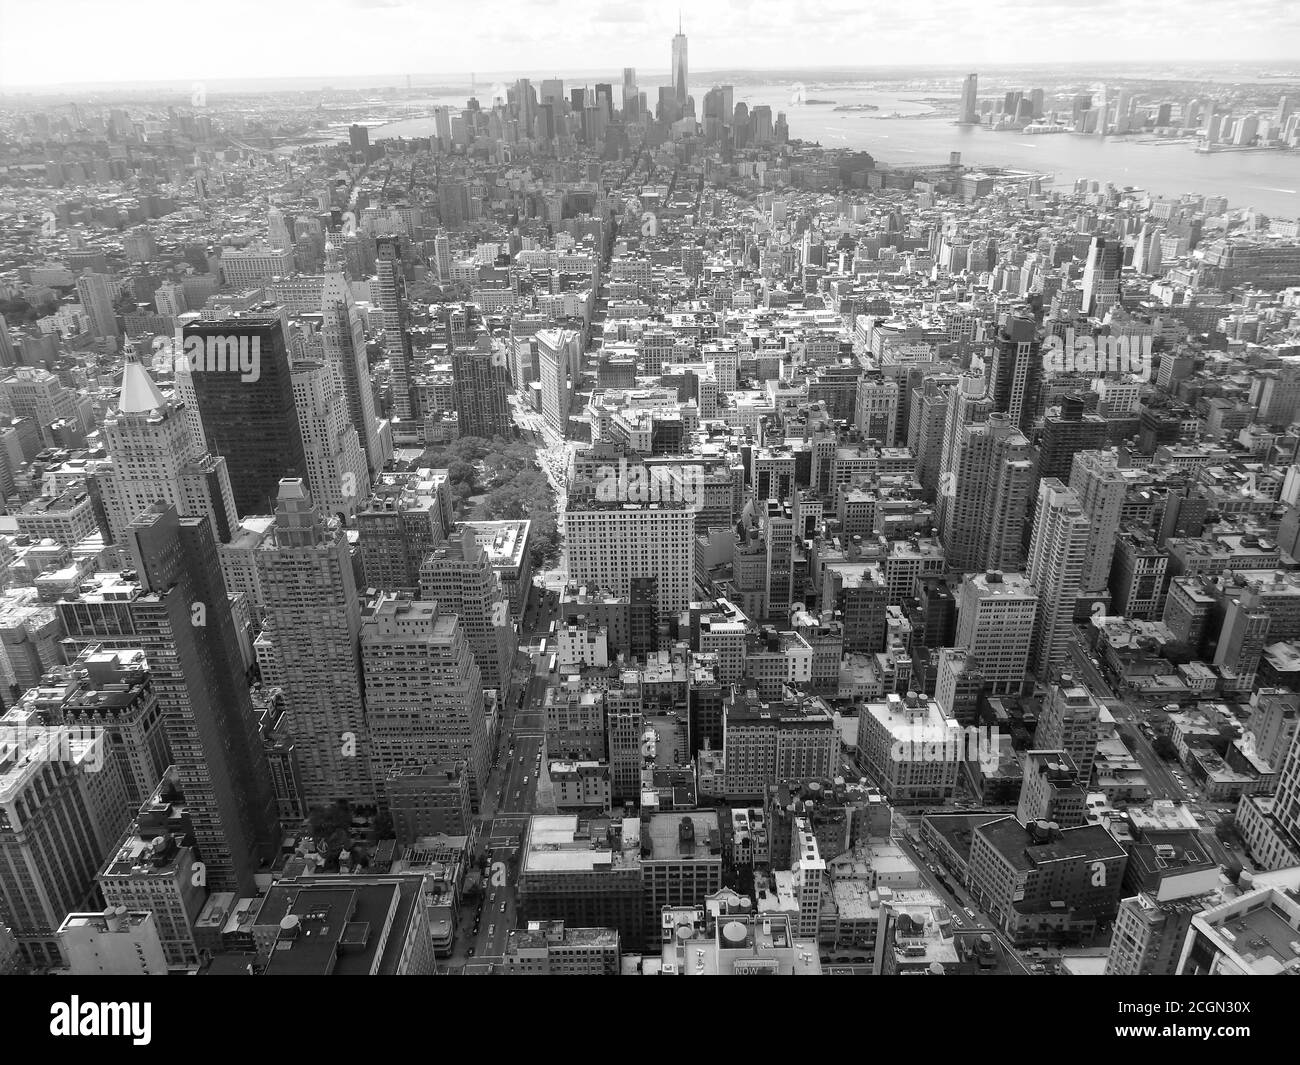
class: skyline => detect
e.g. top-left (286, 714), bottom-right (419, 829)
top-left (2, 0), bottom-right (1300, 89)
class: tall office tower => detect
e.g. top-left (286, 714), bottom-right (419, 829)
top-left (672, 18), bottom-right (688, 106)
top-left (1081, 236), bottom-right (1123, 315)
top-left (348, 123), bottom-right (370, 160)
top-left (432, 229), bottom-right (451, 283)
top-left (959, 73), bottom-right (979, 124)
top-left (935, 371), bottom-right (991, 536)
top-left (76, 271), bottom-right (120, 344)
top-left (954, 571), bottom-right (1038, 695)
top-left (1025, 479), bottom-right (1091, 675)
top-left (418, 527), bottom-right (516, 690)
top-left (1095, 84), bottom-right (1107, 134)
top-left (1035, 678), bottom-right (1103, 783)
top-left (321, 243), bottom-right (383, 479)
top-left (622, 67), bottom-right (639, 120)
top-left (1037, 395), bottom-right (1107, 485)
top-left (267, 207), bottom-right (293, 252)
top-left (100, 352), bottom-right (239, 545)
top-left (941, 411), bottom-right (1034, 572)
top-left (565, 501), bottom-right (696, 621)
top-left (989, 313), bottom-right (1043, 434)
top-left (536, 328), bottom-right (580, 438)
top-left (360, 594), bottom-right (490, 809)
top-left (375, 236), bottom-right (413, 422)
top-left (357, 474), bottom-right (449, 593)
top-left (451, 335), bottom-right (512, 440)
top-left (290, 359), bottom-right (369, 521)
top-left (909, 377), bottom-right (954, 500)
top-left (126, 503), bottom-right (279, 896)
top-left (0, 717), bottom-right (127, 967)
top-left (19, 647), bottom-right (170, 808)
top-left (182, 317), bottom-right (307, 518)
top-left (1069, 450), bottom-right (1131, 594)
top-left (255, 480), bottom-right (372, 808)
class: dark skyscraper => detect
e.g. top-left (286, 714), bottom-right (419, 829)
top-left (182, 316), bottom-right (307, 517)
top-left (1082, 235), bottom-right (1124, 315)
top-left (989, 313), bottom-right (1045, 434)
top-left (452, 334), bottom-right (512, 440)
top-left (348, 123), bottom-right (370, 160)
top-left (127, 503), bottom-right (279, 895)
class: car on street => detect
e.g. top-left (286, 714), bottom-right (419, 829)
top-left (500, 902), bottom-right (506, 912)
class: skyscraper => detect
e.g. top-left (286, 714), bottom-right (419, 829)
top-left (954, 571), bottom-right (1038, 696)
top-left (182, 317), bottom-right (307, 518)
top-left (255, 479), bottom-right (373, 809)
top-left (360, 594), bottom-right (490, 809)
top-left (76, 271), bottom-right (120, 344)
top-left (959, 73), bottom-right (979, 124)
top-left (100, 351), bottom-right (239, 545)
top-left (418, 527), bottom-right (516, 690)
top-left (452, 334), bottom-right (512, 440)
top-left (536, 328), bottom-right (579, 438)
top-left (126, 503), bottom-right (279, 895)
top-left (672, 18), bottom-right (688, 107)
top-left (941, 411), bottom-right (1035, 573)
top-left (321, 242), bottom-right (383, 479)
top-left (290, 359), bottom-right (369, 521)
top-left (1025, 479), bottom-right (1091, 675)
top-left (989, 313), bottom-right (1044, 434)
top-left (375, 236), bottom-right (414, 422)
top-left (1081, 236), bottom-right (1123, 315)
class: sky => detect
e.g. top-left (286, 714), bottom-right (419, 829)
top-left (2, 0), bottom-right (1300, 89)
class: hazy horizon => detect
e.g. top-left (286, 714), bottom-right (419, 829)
top-left (2, 0), bottom-right (1298, 90)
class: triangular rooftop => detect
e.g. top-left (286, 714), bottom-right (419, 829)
top-left (118, 352), bottom-right (168, 413)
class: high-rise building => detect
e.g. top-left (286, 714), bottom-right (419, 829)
top-left (0, 714), bottom-right (128, 967)
top-left (451, 335), bottom-right (512, 440)
top-left (565, 501), bottom-right (696, 621)
top-left (672, 19), bottom-right (688, 107)
top-left (989, 313), bottom-right (1044, 434)
top-left (1081, 236), bottom-right (1123, 316)
top-left (941, 410), bottom-right (1034, 572)
top-left (357, 470), bottom-right (451, 593)
top-left (1025, 479), bottom-right (1091, 674)
top-left (1035, 677), bottom-right (1103, 784)
top-left (954, 571), bottom-right (1038, 696)
top-left (75, 271), bottom-right (120, 343)
top-left (100, 352), bottom-right (239, 545)
top-left (125, 503), bottom-right (279, 896)
top-left (375, 236), bottom-right (413, 422)
top-left (418, 526), bottom-right (516, 690)
top-left (17, 647), bottom-right (170, 808)
top-left (1267, 704), bottom-right (1300, 860)
top-left (537, 328), bottom-right (579, 438)
top-left (182, 317), bottom-right (308, 518)
top-left (361, 595), bottom-right (490, 809)
top-left (959, 73), bottom-right (979, 124)
top-left (321, 242), bottom-right (384, 479)
top-left (255, 479), bottom-right (372, 808)
top-left (97, 767), bottom-right (209, 969)
top-left (290, 358), bottom-right (369, 521)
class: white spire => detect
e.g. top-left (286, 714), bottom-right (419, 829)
top-left (118, 350), bottom-right (168, 413)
